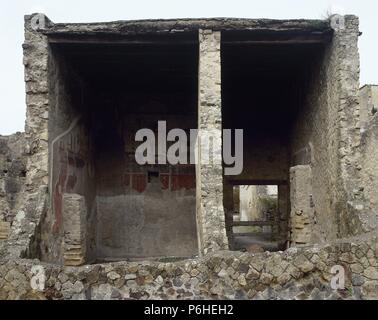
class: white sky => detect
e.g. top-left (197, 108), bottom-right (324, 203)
top-left (0, 0), bottom-right (377, 134)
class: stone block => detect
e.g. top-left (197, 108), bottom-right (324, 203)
top-left (62, 193), bottom-right (87, 266)
top-left (290, 165), bottom-right (314, 245)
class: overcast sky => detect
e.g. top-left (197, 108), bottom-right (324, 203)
top-left (0, 0), bottom-right (377, 134)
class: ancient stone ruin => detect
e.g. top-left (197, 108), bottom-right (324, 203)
top-left (1, 13), bottom-right (378, 300)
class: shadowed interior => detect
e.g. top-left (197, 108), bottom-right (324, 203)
top-left (47, 34), bottom-right (199, 262)
top-left (221, 30), bottom-right (330, 250)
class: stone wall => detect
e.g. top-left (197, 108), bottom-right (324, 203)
top-left (332, 16), bottom-right (372, 237)
top-left (360, 86), bottom-right (378, 224)
top-left (238, 186), bottom-right (277, 223)
top-left (6, 14), bottom-right (52, 261)
top-left (289, 15), bottom-right (372, 241)
top-left (361, 105), bottom-right (378, 220)
top-left (2, 235), bottom-right (378, 300)
top-left (359, 85), bottom-right (378, 130)
top-left (289, 165), bottom-right (315, 244)
top-left (0, 133), bottom-right (27, 239)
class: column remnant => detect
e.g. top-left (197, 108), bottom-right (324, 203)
top-left (196, 29), bottom-right (228, 255)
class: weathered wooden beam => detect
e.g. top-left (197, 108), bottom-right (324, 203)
top-left (48, 38), bottom-right (195, 45)
top-left (225, 179), bottom-right (288, 186)
top-left (222, 39), bottom-right (330, 45)
top-left (232, 220), bottom-right (275, 227)
top-left (232, 232), bottom-right (277, 237)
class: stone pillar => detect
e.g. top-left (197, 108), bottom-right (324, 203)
top-left (278, 184), bottom-right (289, 243)
top-left (331, 15), bottom-right (372, 235)
top-left (289, 165), bottom-right (314, 245)
top-left (63, 193), bottom-right (87, 266)
top-left (223, 183), bottom-right (234, 247)
top-left (196, 29), bottom-right (228, 255)
top-left (1, 14), bottom-right (53, 258)
top-left (24, 14), bottom-right (50, 189)
top-left (0, 170), bottom-right (10, 240)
